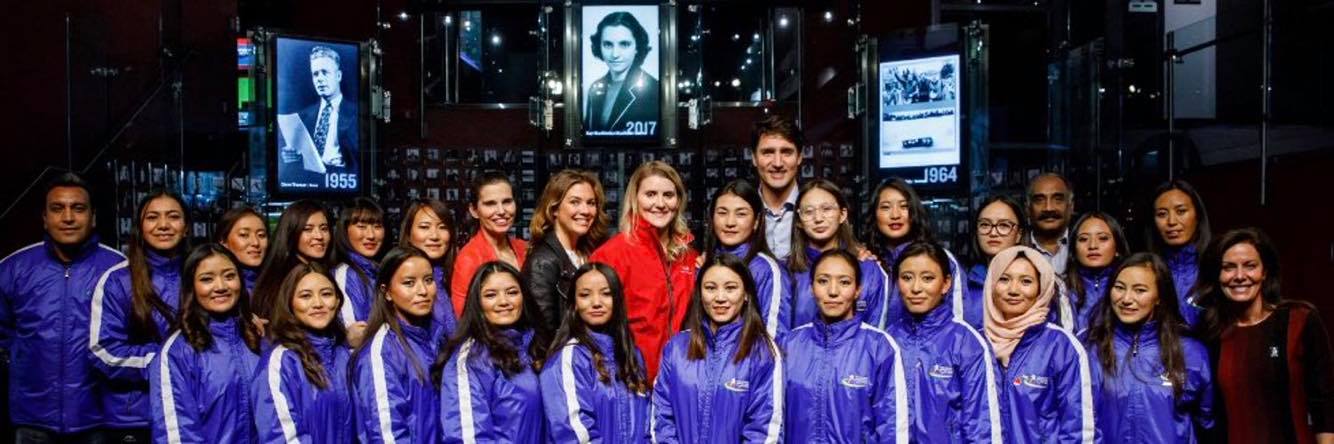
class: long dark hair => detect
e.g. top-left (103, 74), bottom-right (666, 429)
top-left (702, 179), bottom-right (775, 265)
top-left (789, 179), bottom-right (862, 273)
top-left (127, 190), bottom-right (190, 342)
top-left (398, 199), bottom-right (458, 278)
top-left (266, 263), bottom-right (347, 389)
top-left (546, 263), bottom-right (649, 394)
top-left (1065, 212), bottom-right (1131, 310)
top-left (967, 194), bottom-right (1029, 265)
top-left (432, 262), bottom-right (550, 383)
top-left (177, 244), bottom-right (261, 353)
top-left (865, 178), bottom-right (934, 254)
top-left (253, 200), bottom-right (332, 320)
top-left (1146, 180), bottom-right (1212, 254)
top-left (353, 246), bottom-right (433, 383)
top-left (684, 254), bottom-right (775, 363)
top-left (1196, 228), bottom-right (1301, 341)
top-left (1087, 253), bottom-right (1189, 399)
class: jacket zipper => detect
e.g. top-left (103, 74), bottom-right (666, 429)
top-left (60, 264), bottom-right (71, 427)
top-left (1131, 329), bottom-right (1142, 357)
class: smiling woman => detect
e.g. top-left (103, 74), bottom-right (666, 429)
top-left (88, 190), bottom-right (189, 436)
top-left (252, 200), bottom-right (333, 321)
top-left (452, 172), bottom-right (529, 316)
top-left (1196, 228), bottom-right (1334, 444)
top-left (522, 170), bottom-right (610, 330)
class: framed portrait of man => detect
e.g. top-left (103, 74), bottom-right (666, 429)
top-left (272, 35), bottom-right (365, 196)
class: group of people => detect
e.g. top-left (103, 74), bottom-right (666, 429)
top-left (1, 114), bottom-right (1330, 443)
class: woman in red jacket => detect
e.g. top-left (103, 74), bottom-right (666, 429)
top-left (591, 160), bottom-right (698, 380)
top-left (451, 172), bottom-right (528, 316)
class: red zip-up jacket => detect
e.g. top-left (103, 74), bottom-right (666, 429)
top-left (590, 216), bottom-right (698, 381)
top-left (451, 232), bottom-right (528, 316)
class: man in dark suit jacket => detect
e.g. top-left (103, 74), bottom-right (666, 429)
top-left (281, 45), bottom-right (358, 185)
top-left (583, 11), bottom-right (659, 137)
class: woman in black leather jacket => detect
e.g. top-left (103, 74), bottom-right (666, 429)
top-left (522, 170), bottom-right (611, 329)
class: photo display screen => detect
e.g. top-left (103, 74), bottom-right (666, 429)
top-left (580, 4), bottom-right (661, 141)
top-left (877, 53), bottom-right (963, 186)
top-left (273, 36), bottom-right (362, 195)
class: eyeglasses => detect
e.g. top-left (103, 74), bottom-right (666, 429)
top-left (799, 205), bottom-right (840, 221)
top-left (977, 221), bottom-right (1018, 236)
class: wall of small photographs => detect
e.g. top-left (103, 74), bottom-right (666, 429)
top-left (108, 160), bottom-right (246, 251)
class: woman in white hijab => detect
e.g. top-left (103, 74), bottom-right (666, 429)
top-left (983, 245), bottom-right (1101, 444)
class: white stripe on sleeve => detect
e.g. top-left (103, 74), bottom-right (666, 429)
top-left (370, 326), bottom-right (396, 444)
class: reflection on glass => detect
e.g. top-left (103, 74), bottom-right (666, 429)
top-left (425, 6), bottom-right (541, 104)
top-left (676, 5), bottom-right (800, 104)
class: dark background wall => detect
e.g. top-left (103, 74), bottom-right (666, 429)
top-left (2, 0), bottom-right (1329, 310)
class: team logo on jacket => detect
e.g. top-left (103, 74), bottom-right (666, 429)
top-left (1013, 374), bottom-right (1049, 389)
top-left (840, 374), bottom-right (870, 389)
top-left (928, 365), bottom-right (954, 379)
top-left (724, 378), bottom-right (751, 392)
top-left (856, 300), bottom-right (867, 312)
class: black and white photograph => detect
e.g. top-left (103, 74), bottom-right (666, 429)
top-left (274, 36), bottom-right (361, 194)
top-left (581, 4), bottom-right (660, 139)
top-left (878, 54), bottom-right (961, 169)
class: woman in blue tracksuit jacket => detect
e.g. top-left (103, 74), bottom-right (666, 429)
top-left (965, 195), bottom-right (1029, 331)
top-left (399, 199), bottom-right (460, 343)
top-left (333, 198), bottom-right (386, 349)
top-left (865, 178), bottom-right (972, 331)
top-left (1063, 212), bottom-right (1131, 338)
top-left (150, 245), bottom-right (263, 443)
top-left (1086, 253), bottom-right (1215, 442)
top-left (435, 261), bottom-right (550, 443)
top-left (652, 254), bottom-right (783, 443)
top-left (1146, 180), bottom-right (1211, 329)
top-left (982, 246), bottom-right (1100, 444)
top-left (251, 263), bottom-right (355, 443)
top-left (351, 246), bottom-right (444, 444)
top-left (783, 249), bottom-right (908, 443)
top-left (703, 180), bottom-right (793, 338)
top-left (886, 242), bottom-right (1004, 443)
top-left (540, 263), bottom-right (653, 443)
top-left (788, 180), bottom-right (892, 330)
top-left (89, 191), bottom-right (190, 434)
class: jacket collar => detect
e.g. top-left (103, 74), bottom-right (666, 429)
top-left (209, 314), bottom-right (240, 339)
top-left (43, 233), bottom-right (103, 264)
top-left (1164, 244), bottom-right (1198, 269)
top-left (1078, 266), bottom-right (1113, 286)
top-left (813, 316), bottom-right (862, 347)
top-left (305, 330), bottom-right (339, 362)
top-left (146, 249), bottom-right (183, 275)
top-left (703, 317), bottom-right (744, 349)
top-left (586, 330), bottom-right (616, 355)
top-left (719, 242), bottom-right (752, 259)
top-left (347, 251), bottom-right (377, 277)
top-left (902, 290), bottom-right (955, 334)
top-left (541, 232), bottom-right (577, 266)
top-left (968, 263), bottom-right (988, 286)
top-left (881, 242), bottom-right (912, 269)
top-left (631, 216), bottom-right (692, 256)
top-left (1114, 320), bottom-right (1159, 347)
top-left (499, 327), bottom-right (534, 363)
top-left (399, 319), bottom-right (433, 347)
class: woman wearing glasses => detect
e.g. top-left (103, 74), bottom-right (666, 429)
top-left (963, 196), bottom-right (1028, 330)
top-left (787, 179), bottom-right (893, 330)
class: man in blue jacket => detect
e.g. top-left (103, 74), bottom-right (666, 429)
top-left (0, 173), bottom-right (125, 443)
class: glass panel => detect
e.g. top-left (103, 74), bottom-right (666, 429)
top-left (425, 5), bottom-right (542, 104)
top-left (695, 4), bottom-right (768, 102)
